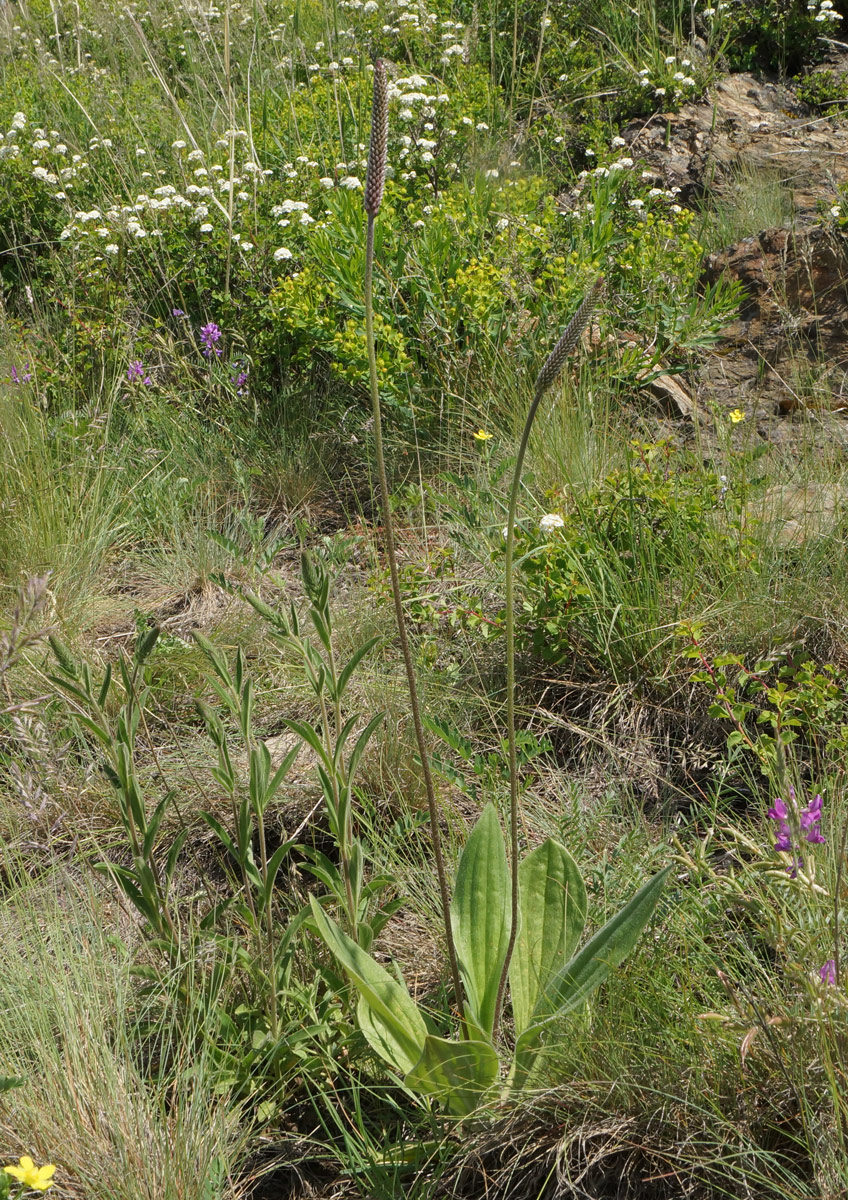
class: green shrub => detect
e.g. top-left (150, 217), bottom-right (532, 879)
top-left (515, 441), bottom-right (755, 681)
top-left (718, 0), bottom-right (840, 74)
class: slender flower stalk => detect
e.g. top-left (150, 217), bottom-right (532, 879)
top-left (492, 276), bottom-right (605, 1039)
top-left (363, 59), bottom-right (466, 1026)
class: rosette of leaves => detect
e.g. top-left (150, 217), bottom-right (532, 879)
top-left (311, 806), bottom-right (669, 1115)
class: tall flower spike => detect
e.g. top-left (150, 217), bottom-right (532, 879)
top-left (364, 59), bottom-right (389, 217)
top-left (533, 275), bottom-right (605, 399)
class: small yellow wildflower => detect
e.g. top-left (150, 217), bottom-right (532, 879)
top-left (472, 428), bottom-right (493, 441)
top-left (3, 1157), bottom-right (56, 1192)
top-left (729, 408), bottom-right (746, 424)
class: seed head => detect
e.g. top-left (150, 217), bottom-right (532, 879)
top-left (364, 59), bottom-right (389, 217)
top-left (534, 275), bottom-right (605, 398)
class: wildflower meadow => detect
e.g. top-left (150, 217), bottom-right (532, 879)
top-left (2, 0), bottom-right (848, 1197)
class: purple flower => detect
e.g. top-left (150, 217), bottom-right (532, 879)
top-left (767, 797), bottom-right (788, 822)
top-left (10, 362), bottom-right (32, 384)
top-left (820, 959), bottom-right (837, 986)
top-left (230, 363), bottom-right (249, 394)
top-left (801, 794), bottom-right (825, 844)
top-left (767, 796), bottom-right (793, 854)
top-left (172, 307), bottom-right (185, 317)
top-left (786, 856), bottom-right (803, 879)
top-left (767, 790), bottom-right (826, 874)
top-left (199, 321), bottom-right (222, 358)
top-left (773, 824), bottom-right (793, 853)
top-left (127, 360), bottom-right (152, 385)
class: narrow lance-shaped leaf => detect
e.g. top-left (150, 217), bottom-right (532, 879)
top-left (450, 803), bottom-right (511, 1038)
top-left (528, 864), bottom-right (672, 1033)
top-left (281, 717), bottom-right (332, 768)
top-left (310, 897), bottom-right (427, 1074)
top-left (347, 711), bottom-right (386, 783)
top-left (265, 743), bottom-right (301, 806)
top-left (335, 634), bottom-right (382, 701)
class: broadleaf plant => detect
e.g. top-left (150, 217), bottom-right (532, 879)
top-left (450, 802), bottom-right (511, 1040)
top-left (308, 57), bottom-right (672, 1118)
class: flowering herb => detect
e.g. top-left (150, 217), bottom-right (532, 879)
top-left (800, 792), bottom-right (825, 842)
top-left (126, 360), bottom-right (152, 385)
top-left (199, 321), bottom-right (222, 358)
top-left (230, 362), bottom-right (249, 394)
top-left (9, 363), bottom-right (32, 384)
top-left (767, 788), bottom-right (825, 876)
top-left (3, 1157), bottom-right (56, 1192)
top-left (539, 512), bottom-right (565, 534)
top-left (820, 959), bottom-right (837, 986)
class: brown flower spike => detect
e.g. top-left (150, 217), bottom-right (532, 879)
top-left (533, 275), bottom-right (605, 398)
top-left (364, 59), bottom-right (389, 217)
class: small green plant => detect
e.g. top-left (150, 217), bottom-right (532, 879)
top-left (683, 631), bottom-right (848, 991)
top-left (795, 67), bottom-right (848, 114)
top-left (48, 629), bottom-right (184, 955)
top-left (311, 812), bottom-right (670, 1113)
top-left (516, 443), bottom-right (754, 680)
top-left (237, 547), bottom-right (398, 950)
top-left (191, 634), bottom-right (302, 1044)
top-left (47, 625), bottom-right (318, 1109)
top-left (718, 0), bottom-right (840, 74)
top-left (683, 632), bottom-right (848, 781)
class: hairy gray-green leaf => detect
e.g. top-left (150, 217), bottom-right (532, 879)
top-left (450, 802), bottom-right (511, 1038)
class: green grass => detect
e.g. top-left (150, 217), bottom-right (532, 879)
top-left (697, 162), bottom-right (798, 253)
top-left (0, 866), bottom-right (252, 1200)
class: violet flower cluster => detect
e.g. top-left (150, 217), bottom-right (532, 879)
top-left (126, 360), bottom-right (152, 386)
top-left (230, 361), bottom-right (248, 394)
top-left (10, 362), bottom-right (32, 384)
top-left (767, 787), bottom-right (825, 877)
top-left (200, 321), bottom-right (222, 358)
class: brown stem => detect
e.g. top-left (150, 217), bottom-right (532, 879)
top-left (365, 214), bottom-right (465, 1029)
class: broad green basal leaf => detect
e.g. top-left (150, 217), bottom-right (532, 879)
top-left (310, 897), bottom-right (426, 1074)
top-left (509, 838), bottom-right (587, 1037)
top-left (510, 866), bottom-right (671, 1088)
top-left (531, 864), bottom-right (671, 1031)
top-left (450, 802), bottom-right (511, 1038)
top-left (405, 1035), bottom-right (500, 1117)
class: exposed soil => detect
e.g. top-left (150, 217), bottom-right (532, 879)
top-left (620, 64), bottom-right (848, 451)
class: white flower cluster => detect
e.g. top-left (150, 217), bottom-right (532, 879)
top-left (811, 0), bottom-right (841, 20)
top-left (637, 58), bottom-right (696, 95)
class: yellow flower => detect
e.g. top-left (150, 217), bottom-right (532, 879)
top-left (3, 1157), bottom-right (56, 1191)
top-left (729, 408), bottom-right (746, 424)
top-left (472, 429), bottom-right (493, 441)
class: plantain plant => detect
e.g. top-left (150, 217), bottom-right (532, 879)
top-left (309, 58), bottom-right (671, 1117)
